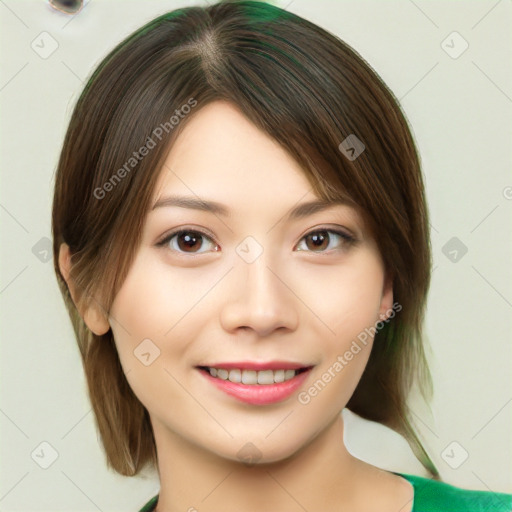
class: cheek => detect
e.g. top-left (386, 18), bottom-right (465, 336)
top-left (108, 252), bottom-right (218, 374)
top-left (108, 255), bottom-right (177, 375)
top-left (110, 253), bottom-right (194, 340)
top-left (111, 251), bottom-right (226, 336)
top-left (293, 253), bottom-right (385, 342)
top-left (107, 258), bottom-right (194, 411)
top-left (311, 256), bottom-right (385, 405)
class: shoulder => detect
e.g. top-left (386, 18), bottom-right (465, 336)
top-left (396, 473), bottom-right (512, 512)
top-left (138, 494), bottom-right (158, 512)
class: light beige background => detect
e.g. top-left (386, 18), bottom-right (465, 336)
top-left (1, 0), bottom-right (511, 510)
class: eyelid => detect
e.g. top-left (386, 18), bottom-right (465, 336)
top-left (154, 228), bottom-right (219, 259)
top-left (295, 225), bottom-right (357, 253)
top-left (299, 224), bottom-right (356, 242)
top-left (155, 226), bottom-right (217, 247)
top-left (155, 224), bottom-right (358, 255)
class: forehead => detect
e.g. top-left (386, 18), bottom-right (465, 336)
top-left (148, 100), bottom-right (371, 236)
top-left (153, 100), bottom-right (310, 196)
top-left (155, 103), bottom-right (341, 198)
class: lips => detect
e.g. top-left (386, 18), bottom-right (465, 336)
top-left (196, 360), bottom-right (311, 371)
top-left (195, 361), bottom-right (315, 405)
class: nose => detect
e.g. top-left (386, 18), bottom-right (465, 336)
top-left (219, 251), bottom-right (299, 337)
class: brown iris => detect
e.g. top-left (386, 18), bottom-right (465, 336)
top-left (303, 230), bottom-right (330, 251)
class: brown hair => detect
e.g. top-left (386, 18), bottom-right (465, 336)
top-left (52, 0), bottom-right (439, 478)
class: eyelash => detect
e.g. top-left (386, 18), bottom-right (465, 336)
top-left (155, 227), bottom-right (357, 255)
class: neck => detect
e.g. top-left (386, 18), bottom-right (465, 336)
top-left (152, 413), bottom-right (367, 512)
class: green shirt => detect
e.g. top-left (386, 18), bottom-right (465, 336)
top-left (138, 472), bottom-right (512, 511)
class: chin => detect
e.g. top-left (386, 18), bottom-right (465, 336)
top-left (214, 435), bottom-right (307, 467)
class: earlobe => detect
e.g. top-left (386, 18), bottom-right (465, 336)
top-left (83, 305), bottom-right (111, 336)
top-left (58, 243), bottom-right (111, 336)
top-left (378, 272), bottom-right (394, 322)
top-left (58, 243), bottom-right (76, 301)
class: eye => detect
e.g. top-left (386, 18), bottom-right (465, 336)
top-left (156, 227), bottom-right (357, 255)
top-left (156, 229), bottom-right (219, 254)
top-left (295, 228), bottom-right (356, 253)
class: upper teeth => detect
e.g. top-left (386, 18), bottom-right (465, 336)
top-left (208, 367), bottom-right (298, 385)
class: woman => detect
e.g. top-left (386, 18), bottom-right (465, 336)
top-left (51, 1), bottom-right (512, 511)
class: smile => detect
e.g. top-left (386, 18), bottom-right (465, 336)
top-left (196, 365), bottom-right (314, 405)
top-left (199, 366), bottom-right (309, 385)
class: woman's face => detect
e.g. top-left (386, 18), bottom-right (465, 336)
top-left (108, 100), bottom-right (394, 464)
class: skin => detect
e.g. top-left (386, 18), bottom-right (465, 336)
top-left (59, 100), bottom-right (413, 512)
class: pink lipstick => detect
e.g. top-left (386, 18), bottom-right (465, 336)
top-left (196, 363), bottom-right (313, 405)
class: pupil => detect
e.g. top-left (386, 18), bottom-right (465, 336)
top-left (308, 231), bottom-right (328, 250)
top-left (180, 232), bottom-right (200, 251)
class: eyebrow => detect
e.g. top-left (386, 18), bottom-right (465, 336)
top-left (151, 195), bottom-right (355, 221)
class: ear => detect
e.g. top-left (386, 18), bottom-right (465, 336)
top-left (58, 243), bottom-right (111, 336)
top-left (378, 270), bottom-right (394, 322)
